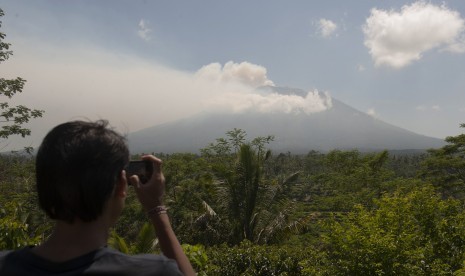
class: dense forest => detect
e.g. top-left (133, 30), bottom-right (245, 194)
top-left (1, 125), bottom-right (465, 275)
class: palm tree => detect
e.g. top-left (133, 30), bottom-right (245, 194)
top-left (211, 139), bottom-right (302, 244)
top-left (229, 144), bottom-right (262, 242)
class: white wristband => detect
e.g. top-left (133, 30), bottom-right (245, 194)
top-left (147, 205), bottom-right (168, 215)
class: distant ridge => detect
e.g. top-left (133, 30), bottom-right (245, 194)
top-left (128, 87), bottom-right (445, 154)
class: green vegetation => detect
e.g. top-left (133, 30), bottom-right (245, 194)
top-left (0, 155), bottom-right (50, 249)
top-left (2, 124), bottom-right (465, 275)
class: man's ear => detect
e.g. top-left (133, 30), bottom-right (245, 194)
top-left (115, 170), bottom-right (128, 198)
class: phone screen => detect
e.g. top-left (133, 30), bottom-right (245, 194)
top-left (126, 160), bottom-right (153, 184)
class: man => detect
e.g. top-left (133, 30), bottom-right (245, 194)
top-left (0, 120), bottom-right (195, 275)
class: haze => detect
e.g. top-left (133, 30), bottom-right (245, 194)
top-left (0, 1), bottom-right (464, 150)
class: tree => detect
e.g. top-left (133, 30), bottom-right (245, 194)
top-left (162, 153), bottom-right (221, 245)
top-left (0, 8), bottom-right (44, 152)
top-left (420, 123), bottom-right (465, 199)
top-left (201, 130), bottom-right (302, 244)
top-left (301, 150), bottom-right (394, 212)
top-left (228, 143), bottom-right (264, 242)
top-left (323, 183), bottom-right (465, 275)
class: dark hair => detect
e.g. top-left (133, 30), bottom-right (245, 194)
top-left (36, 120), bottom-right (129, 223)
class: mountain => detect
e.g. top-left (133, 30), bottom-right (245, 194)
top-left (128, 87), bottom-right (445, 154)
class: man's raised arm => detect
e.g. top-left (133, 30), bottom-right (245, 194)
top-left (131, 155), bottom-right (195, 276)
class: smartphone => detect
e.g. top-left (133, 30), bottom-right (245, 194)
top-left (126, 160), bottom-right (153, 184)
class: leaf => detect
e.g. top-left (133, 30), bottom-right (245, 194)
top-left (108, 230), bottom-right (130, 254)
top-left (133, 222), bottom-right (156, 254)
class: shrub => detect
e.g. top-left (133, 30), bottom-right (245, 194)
top-left (204, 240), bottom-right (310, 275)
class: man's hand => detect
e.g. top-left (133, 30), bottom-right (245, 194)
top-left (130, 155), bottom-right (196, 275)
top-left (130, 155), bottom-right (165, 210)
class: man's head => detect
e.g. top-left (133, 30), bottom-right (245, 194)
top-left (36, 120), bottom-right (129, 223)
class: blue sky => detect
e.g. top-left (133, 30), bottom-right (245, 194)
top-left (1, 1), bottom-right (465, 149)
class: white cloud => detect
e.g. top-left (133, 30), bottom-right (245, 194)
top-left (367, 108), bottom-right (379, 118)
top-left (195, 61), bottom-right (275, 88)
top-left (363, 1), bottom-right (465, 68)
top-left (137, 19), bottom-right (152, 41)
top-left (317, 18), bottom-right (338, 38)
top-left (445, 37), bottom-right (465, 53)
top-left (432, 105), bottom-right (441, 111)
top-left (357, 64), bottom-right (366, 72)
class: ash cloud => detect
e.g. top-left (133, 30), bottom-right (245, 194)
top-left (196, 61), bottom-right (332, 115)
top-left (1, 47), bottom-right (331, 150)
top-left (204, 89), bottom-right (332, 115)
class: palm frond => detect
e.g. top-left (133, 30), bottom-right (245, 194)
top-left (282, 171), bottom-right (300, 186)
top-left (266, 211), bottom-right (321, 244)
top-left (201, 200), bottom-right (217, 217)
top-left (194, 200), bottom-right (220, 225)
top-left (133, 222), bottom-right (156, 254)
top-left (108, 230), bottom-right (130, 254)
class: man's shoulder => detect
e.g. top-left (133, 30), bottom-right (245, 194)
top-left (91, 247), bottom-right (183, 275)
top-left (0, 249), bottom-right (16, 263)
top-left (0, 248), bottom-right (29, 275)
top-left (0, 250), bottom-right (12, 258)
top-left (0, 247), bottom-right (182, 276)
top-left (100, 247), bottom-right (174, 264)
top-left (0, 250), bottom-right (13, 264)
